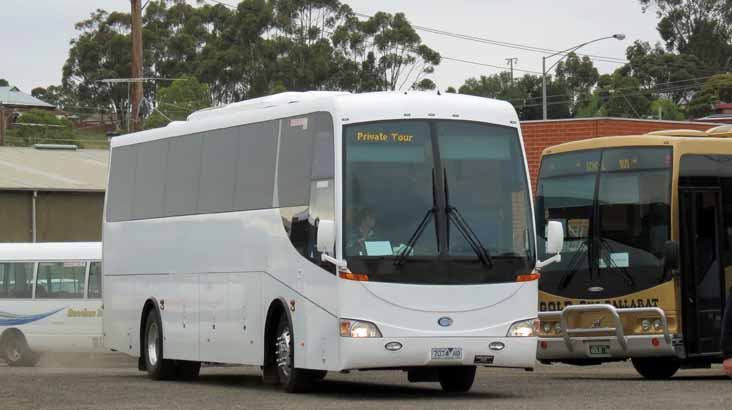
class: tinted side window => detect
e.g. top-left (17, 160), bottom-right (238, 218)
top-left (235, 121), bottom-right (278, 210)
top-left (36, 262), bottom-right (86, 299)
top-left (278, 116), bottom-right (315, 207)
top-left (198, 128), bottom-right (239, 213)
top-left (0, 262), bottom-right (34, 299)
top-left (107, 146), bottom-right (137, 222)
top-left (280, 112), bottom-right (336, 270)
top-left (88, 262), bottom-right (102, 299)
top-left (132, 140), bottom-right (168, 219)
top-left (165, 134), bottom-right (203, 216)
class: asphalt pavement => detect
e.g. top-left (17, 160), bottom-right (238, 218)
top-left (1, 354), bottom-right (730, 410)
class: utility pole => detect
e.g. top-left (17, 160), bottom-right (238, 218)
top-left (0, 103), bottom-right (5, 146)
top-left (130, 0), bottom-right (144, 132)
top-left (505, 58), bottom-right (518, 84)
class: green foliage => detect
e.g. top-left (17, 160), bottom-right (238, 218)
top-left (10, 109), bottom-right (73, 147)
top-left (688, 73), bottom-right (732, 118)
top-left (61, 0), bottom-right (441, 129)
top-left (638, 0), bottom-right (732, 69)
top-left (555, 52), bottom-right (599, 116)
top-left (144, 77), bottom-right (212, 129)
top-left (0, 79), bottom-right (8, 87)
top-left (445, 86), bottom-right (457, 94)
top-left (619, 40), bottom-right (709, 104)
top-left (456, 72), bottom-right (568, 120)
top-left (649, 99), bottom-right (686, 120)
top-left (31, 85), bottom-right (79, 110)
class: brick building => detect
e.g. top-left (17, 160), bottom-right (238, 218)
top-left (520, 117), bottom-right (723, 186)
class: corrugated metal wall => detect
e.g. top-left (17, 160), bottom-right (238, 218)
top-left (0, 192), bottom-right (33, 242)
top-left (0, 190), bottom-right (103, 242)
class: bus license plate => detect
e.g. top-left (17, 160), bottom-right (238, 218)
top-left (431, 347), bottom-right (463, 360)
top-left (588, 344), bottom-right (610, 356)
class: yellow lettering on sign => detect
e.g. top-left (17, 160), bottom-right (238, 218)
top-left (618, 159), bottom-right (631, 169)
top-left (356, 131), bottom-right (414, 143)
top-left (66, 308), bottom-right (97, 318)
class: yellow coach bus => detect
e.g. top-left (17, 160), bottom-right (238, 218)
top-left (535, 125), bottom-right (732, 379)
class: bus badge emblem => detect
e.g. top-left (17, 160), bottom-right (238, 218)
top-left (592, 318), bottom-right (602, 328)
top-left (438, 317), bottom-right (453, 327)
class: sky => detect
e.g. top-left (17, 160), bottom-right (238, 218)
top-left (0, 0), bottom-right (662, 93)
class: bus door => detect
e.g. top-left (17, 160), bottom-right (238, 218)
top-left (680, 188), bottom-right (726, 356)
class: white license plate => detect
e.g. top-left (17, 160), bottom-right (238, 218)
top-left (588, 344), bottom-right (611, 356)
top-left (431, 347), bottom-right (463, 360)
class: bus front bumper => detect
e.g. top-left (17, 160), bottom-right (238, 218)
top-left (537, 334), bottom-right (675, 361)
top-left (339, 336), bottom-right (536, 371)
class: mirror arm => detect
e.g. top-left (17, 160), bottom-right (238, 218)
top-left (321, 254), bottom-right (348, 270)
top-left (535, 254), bottom-right (562, 271)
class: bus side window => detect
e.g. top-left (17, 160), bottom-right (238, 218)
top-left (279, 113), bottom-right (336, 272)
top-left (0, 262), bottom-right (34, 299)
top-left (87, 262), bottom-right (102, 299)
top-left (36, 262), bottom-right (86, 299)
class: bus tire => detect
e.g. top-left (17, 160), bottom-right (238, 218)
top-left (438, 366), bottom-right (476, 393)
top-left (143, 308), bottom-right (176, 380)
top-left (1, 330), bottom-right (39, 367)
top-left (631, 357), bottom-right (680, 380)
top-left (274, 314), bottom-right (312, 393)
top-left (176, 360), bottom-right (201, 381)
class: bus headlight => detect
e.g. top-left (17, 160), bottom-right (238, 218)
top-left (641, 319), bottom-right (651, 331)
top-left (507, 318), bottom-right (537, 337)
top-left (543, 321), bottom-right (552, 334)
top-left (339, 319), bottom-right (382, 338)
top-left (554, 322), bottom-right (562, 334)
top-left (653, 319), bottom-right (663, 331)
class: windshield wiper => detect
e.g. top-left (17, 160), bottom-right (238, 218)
top-left (446, 205), bottom-right (493, 268)
top-left (557, 239), bottom-right (589, 290)
top-left (393, 207), bottom-right (436, 267)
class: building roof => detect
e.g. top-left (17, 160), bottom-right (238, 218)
top-left (0, 86), bottom-right (55, 109)
top-left (0, 146), bottom-right (109, 192)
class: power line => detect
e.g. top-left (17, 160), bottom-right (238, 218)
top-left (441, 56), bottom-right (542, 75)
top-left (352, 12), bottom-right (628, 65)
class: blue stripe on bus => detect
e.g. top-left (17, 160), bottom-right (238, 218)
top-left (0, 307), bottom-right (66, 326)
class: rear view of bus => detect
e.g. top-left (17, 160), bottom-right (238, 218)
top-left (103, 92), bottom-right (560, 393)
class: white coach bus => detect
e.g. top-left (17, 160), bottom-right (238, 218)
top-left (0, 242), bottom-right (103, 366)
top-left (103, 91), bottom-right (562, 392)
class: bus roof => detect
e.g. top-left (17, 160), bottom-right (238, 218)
top-left (542, 131), bottom-right (732, 157)
top-left (112, 91), bottom-right (519, 148)
top-left (0, 242), bottom-right (101, 262)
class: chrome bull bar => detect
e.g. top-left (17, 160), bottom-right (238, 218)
top-left (538, 304), bottom-right (671, 353)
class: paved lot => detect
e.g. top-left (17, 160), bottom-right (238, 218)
top-left (1, 355), bottom-right (731, 410)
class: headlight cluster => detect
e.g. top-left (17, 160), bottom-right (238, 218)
top-left (639, 318), bottom-right (663, 332)
top-left (339, 319), bottom-right (382, 338)
top-left (540, 320), bottom-right (563, 335)
top-left (506, 318), bottom-right (538, 337)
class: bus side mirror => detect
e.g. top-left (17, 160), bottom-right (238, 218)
top-left (316, 219), bottom-right (335, 256)
top-left (546, 221), bottom-right (564, 255)
top-left (536, 221), bottom-right (564, 270)
top-left (664, 240), bottom-right (680, 273)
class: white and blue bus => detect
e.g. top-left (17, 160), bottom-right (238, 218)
top-left (0, 242), bottom-right (103, 366)
top-left (102, 91), bottom-right (562, 392)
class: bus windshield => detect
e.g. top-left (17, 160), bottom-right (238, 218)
top-left (536, 147), bottom-right (672, 299)
top-left (343, 119), bottom-right (534, 285)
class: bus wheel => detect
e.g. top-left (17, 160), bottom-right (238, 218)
top-left (631, 357), bottom-right (680, 380)
top-left (2, 330), bottom-right (39, 367)
top-left (143, 309), bottom-right (176, 380)
top-left (438, 366), bottom-right (476, 393)
top-left (274, 314), bottom-right (312, 393)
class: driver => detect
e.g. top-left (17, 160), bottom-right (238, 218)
top-left (346, 208), bottom-right (377, 256)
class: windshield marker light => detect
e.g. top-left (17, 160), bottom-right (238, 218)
top-left (516, 273), bottom-right (540, 282)
top-left (339, 272), bottom-right (369, 281)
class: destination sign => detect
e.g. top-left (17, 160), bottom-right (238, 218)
top-left (355, 131), bottom-right (415, 144)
